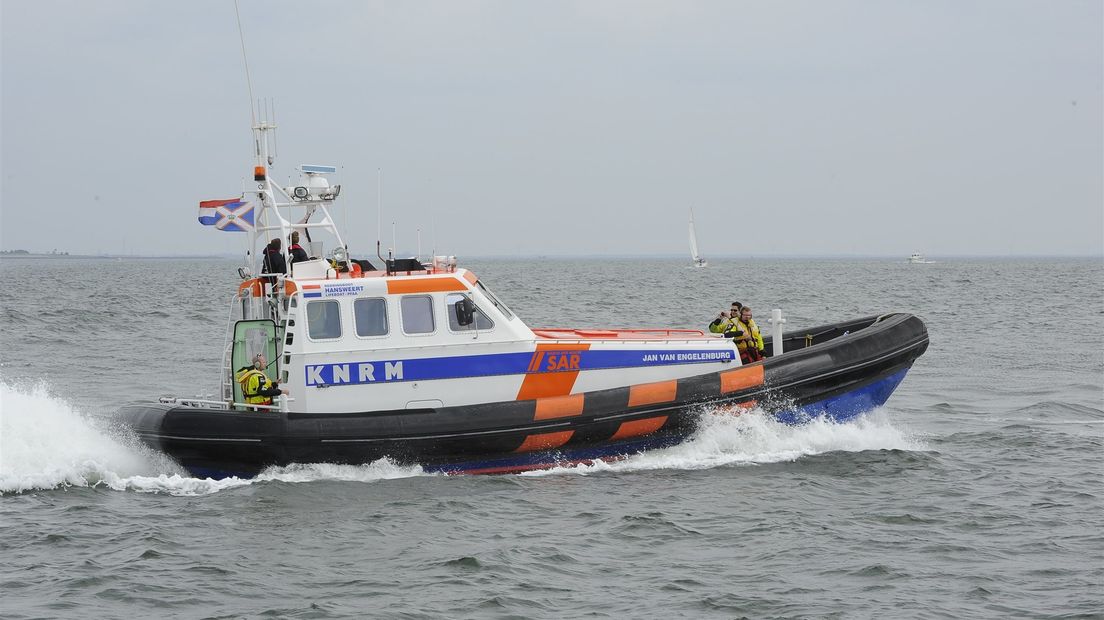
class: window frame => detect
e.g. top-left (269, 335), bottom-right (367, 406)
top-left (399, 294), bottom-right (437, 336)
top-left (475, 280), bottom-right (514, 320)
top-left (353, 297), bottom-right (390, 339)
top-left (444, 292), bottom-right (495, 333)
top-left (305, 299), bottom-right (343, 341)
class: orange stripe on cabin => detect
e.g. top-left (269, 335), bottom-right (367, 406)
top-left (627, 380), bottom-right (678, 408)
top-left (720, 364), bottom-right (764, 394)
top-left (534, 394), bottom-right (585, 420)
top-left (386, 277), bottom-right (469, 295)
top-left (516, 343), bottom-right (591, 400)
top-left (610, 416), bottom-right (668, 441)
top-left (462, 270), bottom-right (478, 284)
top-left (514, 430), bottom-right (575, 453)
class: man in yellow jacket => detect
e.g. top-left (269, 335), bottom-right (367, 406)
top-left (733, 306), bottom-right (765, 363)
top-left (708, 301), bottom-right (743, 335)
top-left (235, 353), bottom-right (287, 410)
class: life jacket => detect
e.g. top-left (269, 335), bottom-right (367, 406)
top-left (732, 318), bottom-right (763, 353)
top-left (235, 367), bottom-right (273, 406)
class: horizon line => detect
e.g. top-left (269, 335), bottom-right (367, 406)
top-left (2, 252), bottom-right (1101, 260)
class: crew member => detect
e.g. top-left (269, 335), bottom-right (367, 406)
top-left (708, 301), bottom-right (743, 335)
top-left (734, 306), bottom-right (765, 363)
top-left (288, 231), bottom-right (309, 264)
top-left (261, 238), bottom-right (286, 279)
top-left (235, 353), bottom-right (287, 410)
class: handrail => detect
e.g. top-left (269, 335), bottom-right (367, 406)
top-left (160, 395), bottom-right (296, 412)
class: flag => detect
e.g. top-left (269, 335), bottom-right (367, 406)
top-left (198, 198), bottom-right (254, 232)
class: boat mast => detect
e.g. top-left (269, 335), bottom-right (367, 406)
top-left (688, 207), bottom-right (702, 264)
top-left (246, 120), bottom-right (347, 279)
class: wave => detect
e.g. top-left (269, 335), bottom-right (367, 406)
top-left (90, 460), bottom-right (432, 496)
top-left (521, 405), bottom-right (925, 477)
top-left (0, 382), bottom-right (923, 495)
top-left (0, 381), bottom-right (428, 496)
top-left (0, 381), bottom-right (172, 494)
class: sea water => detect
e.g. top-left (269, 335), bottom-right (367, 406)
top-left (1, 256), bottom-right (1101, 618)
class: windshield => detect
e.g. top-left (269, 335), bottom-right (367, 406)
top-left (475, 280), bottom-right (514, 320)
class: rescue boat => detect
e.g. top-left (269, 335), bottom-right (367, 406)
top-left (119, 119), bottom-right (929, 479)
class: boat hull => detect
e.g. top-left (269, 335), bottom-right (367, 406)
top-left (119, 313), bottom-right (928, 478)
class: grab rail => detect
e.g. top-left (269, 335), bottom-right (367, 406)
top-left (160, 395), bottom-right (295, 413)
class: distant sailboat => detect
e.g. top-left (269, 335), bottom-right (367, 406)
top-left (689, 208), bottom-right (707, 268)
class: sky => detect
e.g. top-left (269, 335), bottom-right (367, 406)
top-left (1, 0), bottom-right (1101, 258)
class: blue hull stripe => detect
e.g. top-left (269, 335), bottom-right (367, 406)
top-left (304, 348), bottom-right (735, 386)
top-left (774, 368), bottom-right (908, 425)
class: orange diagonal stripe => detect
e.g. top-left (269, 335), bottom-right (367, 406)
top-left (610, 416), bottom-right (668, 441)
top-left (516, 343), bottom-right (591, 400)
top-left (514, 430), bottom-right (575, 453)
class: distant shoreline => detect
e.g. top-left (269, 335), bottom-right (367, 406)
top-left (0, 254), bottom-right (233, 260)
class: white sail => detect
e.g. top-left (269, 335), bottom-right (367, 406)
top-left (689, 208), bottom-right (706, 267)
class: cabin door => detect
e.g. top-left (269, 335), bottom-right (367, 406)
top-left (231, 319), bottom-right (279, 406)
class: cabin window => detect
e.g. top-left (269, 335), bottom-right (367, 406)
top-left (445, 293), bottom-right (494, 331)
top-left (306, 300), bottom-right (342, 340)
top-left (354, 298), bottom-right (389, 337)
top-left (475, 281), bottom-right (514, 319)
top-left (400, 295), bottom-right (435, 334)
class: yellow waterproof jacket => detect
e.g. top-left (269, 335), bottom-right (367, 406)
top-left (733, 318), bottom-right (764, 352)
top-left (708, 316), bottom-right (737, 335)
top-left (235, 368), bottom-right (274, 405)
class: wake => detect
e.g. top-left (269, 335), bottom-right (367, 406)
top-left (522, 405), bottom-right (926, 477)
top-left (0, 382), bottom-right (426, 496)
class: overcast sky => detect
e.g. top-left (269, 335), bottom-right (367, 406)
top-left (2, 1), bottom-right (1101, 257)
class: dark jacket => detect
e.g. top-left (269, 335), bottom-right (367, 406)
top-left (262, 245), bottom-right (286, 276)
top-left (288, 243), bottom-right (309, 264)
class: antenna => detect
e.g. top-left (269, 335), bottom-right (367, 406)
top-left (417, 227), bottom-right (422, 259)
top-left (392, 221), bottom-right (397, 256)
top-left (427, 177), bottom-right (435, 258)
top-left (375, 168), bottom-right (386, 271)
top-left (233, 0), bottom-right (256, 127)
top-left (342, 166), bottom-right (348, 246)
top-left (377, 168), bottom-right (382, 249)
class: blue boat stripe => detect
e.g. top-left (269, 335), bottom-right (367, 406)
top-left (304, 348), bottom-right (735, 386)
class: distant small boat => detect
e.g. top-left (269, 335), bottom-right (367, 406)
top-left (689, 208), bottom-right (707, 268)
top-left (908, 253), bottom-right (935, 264)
